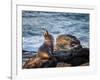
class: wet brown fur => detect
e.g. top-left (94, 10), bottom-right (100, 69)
top-left (56, 34), bottom-right (82, 50)
top-left (23, 30), bottom-right (57, 68)
top-left (37, 30), bottom-right (54, 58)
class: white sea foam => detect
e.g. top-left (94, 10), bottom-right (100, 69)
top-left (23, 36), bottom-right (44, 51)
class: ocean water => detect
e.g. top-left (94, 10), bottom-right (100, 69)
top-left (22, 11), bottom-right (89, 52)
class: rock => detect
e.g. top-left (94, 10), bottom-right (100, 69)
top-left (56, 62), bottom-right (71, 67)
top-left (54, 50), bottom-right (73, 62)
top-left (23, 54), bottom-right (57, 68)
top-left (69, 48), bottom-right (89, 66)
top-left (40, 57), bottom-right (57, 68)
top-left (23, 48), bottom-right (89, 68)
top-left (23, 34), bottom-right (89, 68)
top-left (80, 62), bottom-right (89, 66)
top-left (75, 48), bottom-right (89, 57)
top-left (53, 48), bottom-right (89, 66)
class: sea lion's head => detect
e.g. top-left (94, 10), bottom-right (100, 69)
top-left (44, 30), bottom-right (49, 38)
top-left (43, 30), bottom-right (53, 42)
top-left (56, 35), bottom-right (82, 51)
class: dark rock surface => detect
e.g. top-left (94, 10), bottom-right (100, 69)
top-left (23, 47), bottom-right (89, 68)
top-left (54, 48), bottom-right (89, 66)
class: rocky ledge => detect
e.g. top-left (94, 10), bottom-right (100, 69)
top-left (23, 34), bottom-right (89, 68)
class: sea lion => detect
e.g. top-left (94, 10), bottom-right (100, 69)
top-left (37, 30), bottom-right (54, 58)
top-left (56, 34), bottom-right (82, 51)
top-left (23, 30), bottom-right (57, 68)
top-left (54, 34), bottom-right (83, 64)
top-left (36, 30), bottom-right (57, 67)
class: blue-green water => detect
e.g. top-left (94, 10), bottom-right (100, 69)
top-left (22, 11), bottom-right (89, 52)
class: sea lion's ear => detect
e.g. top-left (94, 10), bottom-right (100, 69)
top-left (44, 30), bottom-right (49, 36)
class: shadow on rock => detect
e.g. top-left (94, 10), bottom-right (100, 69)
top-left (54, 48), bottom-right (89, 66)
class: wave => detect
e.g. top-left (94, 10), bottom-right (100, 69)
top-left (22, 11), bottom-right (89, 52)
